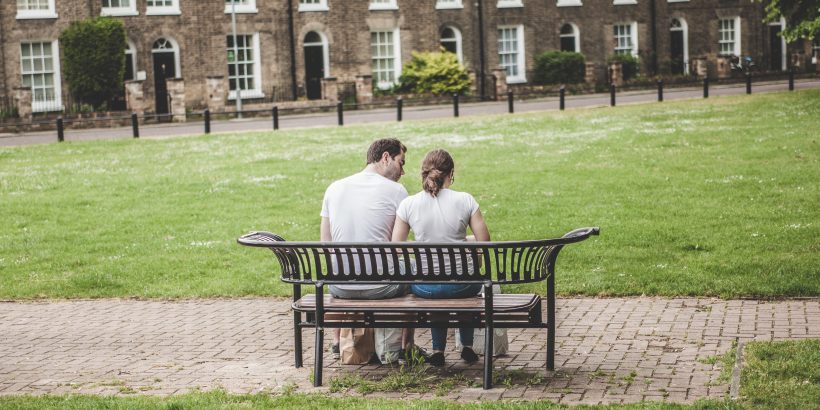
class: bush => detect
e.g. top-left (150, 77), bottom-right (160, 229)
top-left (607, 53), bottom-right (639, 81)
top-left (396, 51), bottom-right (471, 95)
top-left (533, 51), bottom-right (586, 85)
top-left (59, 17), bottom-right (127, 110)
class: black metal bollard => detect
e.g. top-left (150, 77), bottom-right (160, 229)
top-left (657, 80), bottom-right (664, 102)
top-left (610, 83), bottom-right (616, 107)
top-left (203, 109), bottom-right (211, 134)
top-left (453, 93), bottom-right (460, 117)
top-left (703, 77), bottom-right (709, 99)
top-left (57, 117), bottom-right (64, 142)
top-left (131, 113), bottom-right (139, 138)
top-left (559, 86), bottom-right (565, 111)
top-left (788, 68), bottom-right (794, 91)
top-left (746, 73), bottom-right (752, 94)
top-left (337, 101), bottom-right (344, 126)
top-left (397, 97), bottom-right (403, 122)
top-left (507, 89), bottom-right (514, 113)
top-left (272, 106), bottom-right (279, 130)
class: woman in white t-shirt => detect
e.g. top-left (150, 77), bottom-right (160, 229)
top-left (391, 149), bottom-right (491, 367)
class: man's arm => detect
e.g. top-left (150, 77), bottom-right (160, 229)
top-left (320, 217), bottom-right (332, 242)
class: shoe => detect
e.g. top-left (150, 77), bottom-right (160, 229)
top-left (427, 352), bottom-right (445, 367)
top-left (460, 347), bottom-right (478, 363)
top-left (331, 343), bottom-right (340, 359)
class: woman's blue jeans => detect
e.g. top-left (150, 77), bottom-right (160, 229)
top-left (410, 283), bottom-right (483, 351)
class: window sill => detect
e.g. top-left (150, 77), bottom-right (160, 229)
top-left (224, 6), bottom-right (258, 14)
top-left (32, 102), bottom-right (63, 113)
top-left (497, 1), bottom-right (524, 8)
top-left (101, 9), bottom-right (139, 16)
top-left (229, 90), bottom-right (265, 100)
top-left (556, 0), bottom-right (583, 6)
top-left (146, 8), bottom-right (182, 16)
top-left (506, 77), bottom-right (527, 84)
top-left (16, 11), bottom-right (59, 19)
top-left (435, 4), bottom-right (464, 10)
top-left (299, 5), bottom-right (329, 12)
top-left (369, 5), bottom-right (399, 11)
top-left (613, 0), bottom-right (638, 4)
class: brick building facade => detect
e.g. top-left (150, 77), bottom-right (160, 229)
top-left (1, 0), bottom-right (817, 115)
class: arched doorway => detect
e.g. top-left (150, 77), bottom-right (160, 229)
top-left (152, 38), bottom-right (179, 115)
top-left (670, 18), bottom-right (688, 75)
top-left (560, 23), bottom-right (579, 53)
top-left (303, 32), bottom-right (327, 100)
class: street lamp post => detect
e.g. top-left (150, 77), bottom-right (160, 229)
top-left (230, 0), bottom-right (242, 119)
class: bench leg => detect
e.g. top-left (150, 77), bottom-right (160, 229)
top-left (294, 311), bottom-right (303, 368)
top-left (547, 326), bottom-right (555, 371)
top-left (313, 327), bottom-right (324, 386)
top-left (483, 325), bottom-right (494, 389)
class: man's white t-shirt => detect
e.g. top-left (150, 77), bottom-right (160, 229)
top-left (396, 189), bottom-right (480, 275)
top-left (321, 170), bottom-right (408, 288)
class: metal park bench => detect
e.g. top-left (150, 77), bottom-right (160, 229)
top-left (237, 226), bottom-right (600, 389)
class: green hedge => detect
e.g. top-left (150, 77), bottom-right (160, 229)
top-left (607, 53), bottom-right (639, 81)
top-left (59, 17), bottom-right (127, 110)
top-left (397, 51), bottom-right (471, 95)
top-left (533, 51), bottom-right (586, 85)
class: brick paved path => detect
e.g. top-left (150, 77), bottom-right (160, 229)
top-left (1, 298), bottom-right (817, 404)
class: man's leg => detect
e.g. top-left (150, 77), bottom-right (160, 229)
top-left (329, 284), bottom-right (409, 346)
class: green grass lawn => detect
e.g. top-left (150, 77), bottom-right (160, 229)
top-left (0, 90), bottom-right (817, 299)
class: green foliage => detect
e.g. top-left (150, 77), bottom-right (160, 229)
top-left (760, 0), bottom-right (819, 41)
top-left (59, 17), bottom-right (127, 110)
top-left (397, 51), bottom-right (471, 95)
top-left (608, 53), bottom-right (639, 81)
top-left (533, 51), bottom-right (586, 85)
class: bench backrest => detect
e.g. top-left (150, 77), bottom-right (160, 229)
top-left (238, 227), bottom-right (599, 286)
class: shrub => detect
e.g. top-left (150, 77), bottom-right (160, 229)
top-left (607, 53), bottom-right (639, 81)
top-left (397, 51), bottom-right (471, 95)
top-left (59, 17), bottom-right (127, 110)
top-left (533, 51), bottom-right (586, 85)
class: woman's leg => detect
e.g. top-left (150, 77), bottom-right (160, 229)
top-left (410, 283), bottom-right (483, 351)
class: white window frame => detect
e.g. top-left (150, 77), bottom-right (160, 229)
top-left (556, 0), bottom-right (582, 7)
top-left (151, 37), bottom-right (181, 78)
top-left (812, 38), bottom-right (820, 65)
top-left (304, 31), bottom-right (331, 78)
top-left (146, 0), bottom-right (181, 16)
top-left (613, 0), bottom-right (638, 5)
top-left (613, 22), bottom-right (638, 57)
top-left (370, 29), bottom-right (402, 90)
top-left (497, 0), bottom-right (524, 8)
top-left (369, 0), bottom-right (398, 11)
top-left (20, 39), bottom-right (63, 113)
top-left (227, 33), bottom-right (264, 100)
top-left (16, 0), bottom-right (58, 19)
top-left (124, 40), bottom-right (138, 81)
top-left (559, 23), bottom-right (580, 53)
top-left (768, 17), bottom-right (787, 71)
top-left (498, 25), bottom-right (526, 84)
top-left (224, 0), bottom-right (258, 14)
top-left (299, 0), bottom-right (328, 12)
top-left (101, 0), bottom-right (139, 17)
top-left (718, 17), bottom-right (741, 56)
top-left (670, 18), bottom-right (689, 74)
top-left (436, 0), bottom-right (463, 9)
top-left (667, 0), bottom-right (688, 3)
top-left (440, 26), bottom-right (463, 63)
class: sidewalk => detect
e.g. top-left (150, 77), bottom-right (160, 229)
top-left (1, 297), bottom-right (817, 404)
top-left (1, 79), bottom-right (818, 147)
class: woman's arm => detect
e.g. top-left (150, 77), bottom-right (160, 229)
top-left (469, 209), bottom-right (490, 242)
top-left (391, 217), bottom-right (411, 242)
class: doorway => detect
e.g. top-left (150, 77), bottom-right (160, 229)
top-left (670, 19), bottom-right (687, 75)
top-left (152, 38), bottom-right (178, 115)
top-left (303, 32), bottom-right (326, 100)
top-left (769, 25), bottom-right (784, 71)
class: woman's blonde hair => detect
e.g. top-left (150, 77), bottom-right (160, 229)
top-left (421, 149), bottom-right (454, 197)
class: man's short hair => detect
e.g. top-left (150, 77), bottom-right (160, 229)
top-left (366, 138), bottom-right (407, 164)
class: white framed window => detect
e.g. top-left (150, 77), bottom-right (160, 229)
top-left (20, 40), bottom-right (62, 113)
top-left (436, 0), bottom-right (463, 9)
top-left (557, 0), bottom-right (582, 7)
top-left (812, 38), bottom-right (820, 65)
top-left (124, 40), bottom-right (137, 81)
top-left (497, 0), bottom-right (524, 8)
top-left (613, 0), bottom-right (637, 4)
top-left (101, 0), bottom-right (138, 16)
top-left (299, 0), bottom-right (328, 12)
top-left (718, 17), bottom-right (741, 56)
top-left (369, 0), bottom-right (398, 11)
top-left (613, 22), bottom-right (638, 56)
top-left (440, 26), bottom-right (463, 63)
top-left (224, 0), bottom-right (257, 14)
top-left (670, 18), bottom-right (689, 74)
top-left (560, 23), bottom-right (580, 53)
top-left (152, 37), bottom-right (181, 78)
top-left (146, 0), bottom-right (180, 16)
top-left (227, 33), bottom-right (263, 100)
top-left (16, 0), bottom-right (58, 19)
top-left (498, 25), bottom-right (526, 83)
top-left (304, 31), bottom-right (331, 78)
top-left (371, 30), bottom-right (401, 89)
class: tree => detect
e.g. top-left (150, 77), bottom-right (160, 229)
top-left (397, 51), bottom-right (471, 95)
top-left (760, 0), bottom-right (820, 42)
top-left (59, 17), bottom-right (127, 110)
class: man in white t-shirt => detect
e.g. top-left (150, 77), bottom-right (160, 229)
top-left (320, 138), bottom-right (409, 357)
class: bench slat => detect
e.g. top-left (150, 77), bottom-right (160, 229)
top-left (293, 293), bottom-right (539, 313)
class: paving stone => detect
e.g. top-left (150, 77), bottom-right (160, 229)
top-left (0, 297), bottom-right (816, 404)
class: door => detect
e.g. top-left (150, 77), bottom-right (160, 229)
top-left (304, 45), bottom-right (324, 100)
top-left (152, 52), bottom-right (175, 115)
top-left (670, 31), bottom-right (685, 75)
top-left (770, 26), bottom-right (783, 71)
